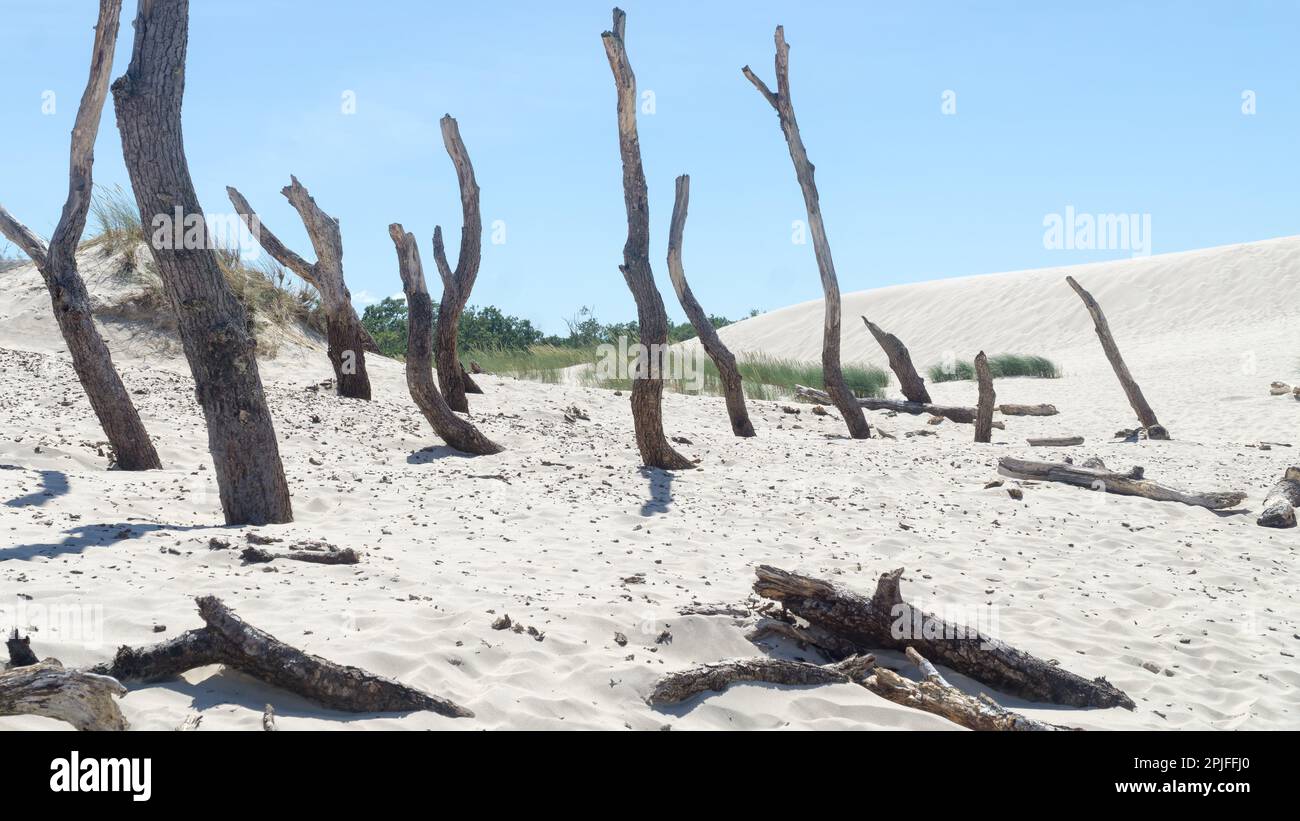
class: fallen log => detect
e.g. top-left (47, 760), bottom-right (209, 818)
top-left (1258, 467), bottom-right (1300, 528)
top-left (0, 660), bottom-right (128, 731)
top-left (240, 546), bottom-right (361, 565)
top-left (861, 317), bottom-right (930, 404)
top-left (1026, 436), bottom-right (1084, 447)
top-left (646, 656), bottom-right (871, 706)
top-left (998, 456), bottom-right (1245, 510)
top-left (753, 565), bottom-right (1134, 709)
top-left (999, 403), bottom-right (1058, 417)
top-left (91, 596), bottom-right (471, 718)
top-left (974, 351), bottom-right (994, 443)
top-left (795, 384), bottom-right (976, 424)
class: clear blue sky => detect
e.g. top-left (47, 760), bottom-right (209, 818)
top-left (2, 1), bottom-right (1296, 334)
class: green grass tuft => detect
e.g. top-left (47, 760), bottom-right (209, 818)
top-left (928, 353), bottom-right (1060, 383)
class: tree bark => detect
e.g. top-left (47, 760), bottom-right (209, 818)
top-left (430, 115), bottom-right (485, 413)
top-left (91, 595), bottom-right (472, 718)
top-left (388, 225), bottom-right (502, 455)
top-left (1066, 275), bottom-right (1168, 439)
top-left (0, 0), bottom-right (160, 471)
top-left (602, 9), bottom-right (694, 469)
top-left (112, 0), bottom-right (292, 525)
top-left (0, 660), bottom-right (128, 731)
top-left (667, 175), bottom-right (755, 437)
top-left (227, 177), bottom-right (371, 400)
top-left (862, 316), bottom-right (930, 403)
top-left (1257, 467), bottom-right (1300, 528)
top-left (753, 565), bottom-right (1135, 709)
top-left (974, 350), bottom-right (994, 443)
top-left (744, 27), bottom-right (869, 439)
top-left (997, 456), bottom-right (1246, 509)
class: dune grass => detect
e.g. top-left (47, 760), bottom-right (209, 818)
top-left (927, 353), bottom-right (1060, 383)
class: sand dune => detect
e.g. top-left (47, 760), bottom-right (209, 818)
top-left (1, 239), bottom-right (1298, 731)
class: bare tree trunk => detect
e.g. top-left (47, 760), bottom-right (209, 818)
top-left (1066, 275), bottom-right (1168, 439)
top-left (0, 0), bottom-right (160, 471)
top-left (227, 178), bottom-right (371, 400)
top-left (388, 225), bottom-right (502, 455)
top-left (112, 0), bottom-right (292, 525)
top-left (430, 116), bottom-right (486, 413)
top-left (602, 9), bottom-right (694, 469)
top-left (667, 175), bottom-right (755, 437)
top-left (862, 316), bottom-right (930, 404)
top-left (974, 350), bottom-right (994, 443)
top-left (744, 28), bottom-right (869, 439)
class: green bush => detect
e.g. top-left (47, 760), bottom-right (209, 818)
top-left (928, 353), bottom-right (1060, 383)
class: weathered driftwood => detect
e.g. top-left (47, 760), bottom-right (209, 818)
top-left (1026, 436), bottom-right (1084, 447)
top-left (0, 0), bottom-right (160, 471)
top-left (795, 384), bottom-right (976, 424)
top-left (227, 178), bottom-right (371, 400)
top-left (862, 317), bottom-right (930, 404)
top-left (240, 545), bottom-right (361, 565)
top-left (1066, 276), bottom-right (1168, 440)
top-left (862, 648), bottom-right (1075, 731)
top-left (262, 703), bottom-right (278, 731)
top-left (388, 224), bottom-right (502, 455)
top-left (1258, 467), bottom-right (1300, 528)
top-left (429, 115), bottom-right (487, 412)
top-left (744, 27), bottom-right (869, 439)
top-left (646, 655), bottom-right (871, 706)
top-left (113, 0), bottom-right (291, 523)
top-left (0, 660), bottom-right (128, 731)
top-left (753, 565), bottom-right (1134, 709)
top-left (974, 351), bottom-right (994, 443)
top-left (998, 456), bottom-right (1246, 510)
top-left (177, 711), bottom-right (202, 731)
top-left (6, 629), bottom-right (38, 667)
top-left (92, 596), bottom-right (471, 718)
top-left (999, 403), bottom-right (1059, 417)
top-left (668, 175), bottom-right (755, 437)
top-left (601, 10), bottom-right (694, 468)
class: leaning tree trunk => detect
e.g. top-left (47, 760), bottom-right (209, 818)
top-left (431, 115), bottom-right (487, 413)
top-left (227, 178), bottom-right (371, 400)
top-left (862, 316), bottom-right (930, 404)
top-left (667, 175), bottom-right (755, 437)
top-left (974, 350), bottom-right (994, 443)
top-left (744, 27), bottom-right (869, 439)
top-left (0, 0), bottom-right (159, 471)
top-left (1066, 275), bottom-right (1167, 439)
top-left (388, 225), bottom-right (502, 455)
top-left (602, 8), bottom-right (693, 469)
top-left (112, 0), bottom-right (291, 525)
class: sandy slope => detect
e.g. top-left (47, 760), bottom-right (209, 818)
top-left (1, 241), bottom-right (1297, 731)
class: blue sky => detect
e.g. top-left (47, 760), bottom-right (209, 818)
top-left (2, 1), bottom-right (1296, 334)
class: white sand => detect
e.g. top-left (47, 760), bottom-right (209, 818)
top-left (1, 237), bottom-right (1298, 730)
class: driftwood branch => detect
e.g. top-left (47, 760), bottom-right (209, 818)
top-left (974, 351), bottom-right (994, 443)
top-left (753, 565), bottom-right (1134, 709)
top-left (862, 317), bottom-right (930, 403)
top-left (999, 403), bottom-right (1058, 417)
top-left (646, 655), bottom-right (872, 706)
top-left (744, 25), bottom-right (869, 439)
top-left (91, 596), bottom-right (471, 718)
top-left (1066, 276), bottom-right (1167, 439)
top-left (998, 456), bottom-right (1246, 510)
top-left (1026, 436), bottom-right (1084, 447)
top-left (1257, 466), bottom-right (1300, 528)
top-left (0, 660), bottom-right (128, 731)
top-left (668, 175), bottom-right (755, 437)
top-left (240, 545), bottom-right (361, 565)
top-left (388, 224), bottom-right (502, 455)
top-left (795, 384), bottom-right (976, 424)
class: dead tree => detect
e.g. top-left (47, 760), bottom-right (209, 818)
top-left (744, 27), bottom-right (869, 439)
top-left (112, 0), bottom-right (291, 524)
top-left (998, 456), bottom-right (1245, 509)
top-left (862, 316), bottom-right (930, 403)
top-left (1066, 276), bottom-right (1168, 439)
top-left (667, 175), bottom-right (755, 437)
top-left (601, 8), bottom-right (694, 468)
top-left (0, 0), bottom-right (160, 471)
top-left (974, 351), bottom-right (995, 442)
top-left (753, 565), bottom-right (1134, 709)
top-left (388, 225), bottom-right (502, 455)
top-left (1258, 467), bottom-right (1300, 528)
top-left (91, 596), bottom-right (472, 717)
top-left (431, 115), bottom-right (487, 412)
top-left (227, 178), bottom-right (371, 400)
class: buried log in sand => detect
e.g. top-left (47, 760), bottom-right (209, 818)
top-left (795, 384), bottom-right (976, 424)
top-left (90, 596), bottom-right (472, 718)
top-left (999, 403), bottom-right (1059, 417)
top-left (1257, 467), bottom-right (1300, 528)
top-left (997, 456), bottom-right (1246, 510)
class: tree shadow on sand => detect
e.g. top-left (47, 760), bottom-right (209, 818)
top-left (639, 467), bottom-right (675, 516)
top-left (2, 465), bottom-right (70, 508)
top-left (0, 521), bottom-right (218, 562)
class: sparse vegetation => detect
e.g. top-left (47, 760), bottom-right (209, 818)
top-left (928, 354), bottom-right (1060, 383)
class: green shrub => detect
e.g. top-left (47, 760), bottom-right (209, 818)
top-left (928, 353), bottom-right (1059, 383)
